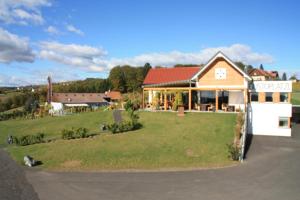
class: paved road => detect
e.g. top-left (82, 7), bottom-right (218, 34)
top-left (0, 149), bottom-right (39, 200)
top-left (25, 124), bottom-right (300, 200)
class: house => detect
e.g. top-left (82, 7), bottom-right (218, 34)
top-left (142, 51), bottom-right (293, 136)
top-left (249, 68), bottom-right (279, 81)
top-left (47, 77), bottom-right (122, 113)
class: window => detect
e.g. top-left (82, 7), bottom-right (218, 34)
top-left (215, 68), bottom-right (227, 79)
top-left (280, 92), bottom-right (288, 102)
top-left (279, 117), bottom-right (289, 128)
top-left (250, 92), bottom-right (258, 102)
top-left (265, 92), bottom-right (273, 102)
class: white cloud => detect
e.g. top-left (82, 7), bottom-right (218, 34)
top-left (39, 41), bottom-right (107, 72)
top-left (0, 0), bottom-right (51, 25)
top-left (0, 28), bottom-right (35, 63)
top-left (95, 43), bottom-right (274, 69)
top-left (45, 26), bottom-right (60, 35)
top-left (0, 68), bottom-right (81, 87)
top-left (66, 24), bottom-right (84, 36)
top-left (38, 43), bottom-right (274, 73)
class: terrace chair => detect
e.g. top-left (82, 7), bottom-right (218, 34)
top-left (221, 103), bottom-right (228, 112)
top-left (207, 104), bottom-right (215, 112)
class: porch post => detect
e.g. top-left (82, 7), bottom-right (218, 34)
top-left (142, 88), bottom-right (144, 109)
top-left (215, 90), bottom-right (219, 112)
top-left (188, 89), bottom-right (192, 111)
top-left (164, 90), bottom-right (167, 111)
top-left (244, 89), bottom-right (248, 111)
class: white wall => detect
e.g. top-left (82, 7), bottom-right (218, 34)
top-left (248, 103), bottom-right (292, 136)
top-left (49, 102), bottom-right (64, 115)
top-left (228, 91), bottom-right (244, 111)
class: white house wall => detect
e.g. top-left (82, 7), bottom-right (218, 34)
top-left (248, 103), bottom-right (292, 136)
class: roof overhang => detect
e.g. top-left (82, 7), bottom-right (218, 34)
top-left (191, 51), bottom-right (252, 81)
top-left (143, 79), bottom-right (196, 88)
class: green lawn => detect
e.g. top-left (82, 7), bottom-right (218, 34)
top-left (292, 92), bottom-right (300, 105)
top-left (0, 111), bottom-right (237, 170)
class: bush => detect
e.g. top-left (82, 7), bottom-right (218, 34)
top-left (234, 112), bottom-right (245, 145)
top-left (13, 133), bottom-right (45, 146)
top-left (0, 110), bottom-right (29, 121)
top-left (107, 121), bottom-right (137, 134)
top-left (107, 101), bottom-right (142, 134)
top-left (227, 143), bottom-right (240, 161)
top-left (61, 127), bottom-right (89, 140)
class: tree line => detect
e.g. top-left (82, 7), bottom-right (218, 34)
top-left (52, 63), bottom-right (152, 93)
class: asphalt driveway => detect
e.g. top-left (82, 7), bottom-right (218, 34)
top-left (24, 124), bottom-right (300, 200)
top-left (0, 149), bottom-right (39, 200)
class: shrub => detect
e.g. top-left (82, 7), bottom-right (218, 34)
top-left (234, 112), bottom-right (245, 145)
top-left (13, 133), bottom-right (45, 146)
top-left (107, 101), bottom-right (142, 134)
top-left (61, 127), bottom-right (89, 140)
top-left (227, 143), bottom-right (240, 161)
top-left (0, 110), bottom-right (29, 121)
top-left (107, 120), bottom-right (141, 134)
top-left (172, 91), bottom-right (183, 111)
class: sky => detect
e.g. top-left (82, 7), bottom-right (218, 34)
top-left (0, 0), bottom-right (300, 86)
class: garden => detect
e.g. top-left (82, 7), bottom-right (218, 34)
top-left (0, 106), bottom-right (239, 170)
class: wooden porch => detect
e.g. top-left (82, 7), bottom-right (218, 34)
top-left (142, 87), bottom-right (248, 112)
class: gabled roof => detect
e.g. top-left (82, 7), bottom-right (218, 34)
top-left (249, 68), bottom-right (277, 78)
top-left (143, 67), bottom-right (201, 86)
top-left (52, 93), bottom-right (107, 103)
top-left (191, 51), bottom-right (252, 80)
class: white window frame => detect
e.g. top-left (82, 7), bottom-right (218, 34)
top-left (278, 117), bottom-right (289, 128)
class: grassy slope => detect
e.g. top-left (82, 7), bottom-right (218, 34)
top-left (0, 111), bottom-right (236, 170)
top-left (292, 82), bottom-right (300, 105)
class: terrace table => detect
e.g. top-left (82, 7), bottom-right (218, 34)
top-left (227, 105), bottom-right (235, 112)
top-left (200, 104), bottom-right (210, 111)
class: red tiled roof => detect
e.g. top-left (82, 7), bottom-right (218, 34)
top-left (106, 91), bottom-right (122, 100)
top-left (143, 67), bottom-right (201, 85)
top-left (249, 69), bottom-right (276, 78)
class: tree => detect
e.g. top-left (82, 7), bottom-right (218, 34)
top-left (282, 72), bottom-right (287, 80)
top-left (234, 62), bottom-right (245, 71)
top-left (143, 63), bottom-right (152, 77)
top-left (259, 64), bottom-right (264, 70)
top-left (246, 65), bottom-right (254, 73)
top-left (289, 74), bottom-right (298, 81)
top-left (108, 66), bottom-right (126, 92)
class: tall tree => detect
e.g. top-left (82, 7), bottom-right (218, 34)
top-left (108, 66), bottom-right (126, 92)
top-left (259, 64), bottom-right (264, 70)
top-left (282, 72), bottom-right (287, 80)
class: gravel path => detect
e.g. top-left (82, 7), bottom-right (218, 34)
top-left (0, 149), bottom-right (39, 200)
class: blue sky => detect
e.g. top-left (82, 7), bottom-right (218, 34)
top-left (0, 0), bottom-right (299, 86)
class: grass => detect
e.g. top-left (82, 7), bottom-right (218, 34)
top-left (0, 111), bottom-right (237, 170)
top-left (292, 83), bottom-right (300, 105)
top-left (292, 92), bottom-right (300, 105)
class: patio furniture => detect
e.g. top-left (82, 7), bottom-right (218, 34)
top-left (221, 103), bottom-right (228, 112)
top-left (235, 106), bottom-right (241, 112)
top-left (207, 104), bottom-right (215, 112)
top-left (227, 105), bottom-right (235, 112)
top-left (200, 104), bottom-right (209, 111)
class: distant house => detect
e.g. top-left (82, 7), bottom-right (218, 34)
top-left (249, 68), bottom-right (279, 81)
top-left (47, 77), bottom-right (122, 113)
